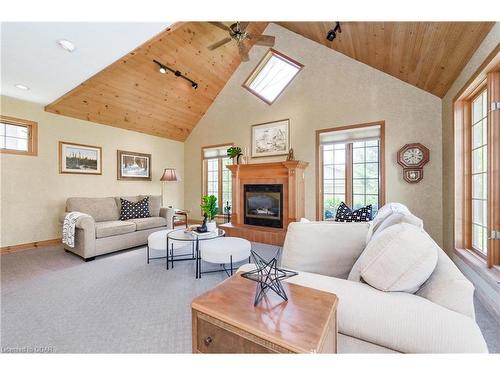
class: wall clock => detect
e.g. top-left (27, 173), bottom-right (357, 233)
top-left (397, 143), bottom-right (429, 183)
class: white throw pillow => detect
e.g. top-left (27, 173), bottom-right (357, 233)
top-left (299, 217), bottom-right (311, 223)
top-left (348, 223), bottom-right (438, 293)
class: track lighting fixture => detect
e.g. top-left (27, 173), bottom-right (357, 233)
top-left (326, 22), bottom-right (342, 42)
top-left (153, 59), bottom-right (198, 89)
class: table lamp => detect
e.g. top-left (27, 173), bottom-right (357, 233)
top-left (160, 168), bottom-right (178, 207)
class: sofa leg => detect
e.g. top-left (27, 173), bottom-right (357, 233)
top-left (64, 249), bottom-right (70, 253)
top-left (84, 257), bottom-right (95, 262)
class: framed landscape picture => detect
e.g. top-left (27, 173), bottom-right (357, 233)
top-left (59, 141), bottom-right (102, 175)
top-left (117, 150), bottom-right (151, 181)
top-left (251, 119), bottom-right (290, 158)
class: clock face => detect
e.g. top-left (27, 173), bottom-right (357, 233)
top-left (403, 148), bottom-right (424, 165)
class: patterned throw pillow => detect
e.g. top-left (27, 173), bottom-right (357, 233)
top-left (335, 202), bottom-right (372, 222)
top-left (120, 197), bottom-right (150, 220)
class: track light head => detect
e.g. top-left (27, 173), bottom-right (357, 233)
top-left (326, 22), bottom-right (342, 42)
top-left (159, 66), bottom-right (167, 74)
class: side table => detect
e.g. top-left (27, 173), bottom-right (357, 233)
top-left (191, 272), bottom-right (338, 353)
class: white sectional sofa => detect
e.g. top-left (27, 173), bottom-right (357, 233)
top-left (240, 203), bottom-right (488, 353)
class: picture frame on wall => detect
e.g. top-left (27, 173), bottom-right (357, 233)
top-left (59, 141), bottom-right (102, 175)
top-left (117, 150), bottom-right (151, 181)
top-left (251, 119), bottom-right (290, 158)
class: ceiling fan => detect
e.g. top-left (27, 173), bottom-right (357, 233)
top-left (207, 22), bottom-right (275, 62)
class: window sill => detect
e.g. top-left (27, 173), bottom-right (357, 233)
top-left (454, 248), bottom-right (500, 286)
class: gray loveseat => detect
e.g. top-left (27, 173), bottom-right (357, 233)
top-left (61, 195), bottom-right (174, 261)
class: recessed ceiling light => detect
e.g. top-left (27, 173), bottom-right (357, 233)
top-left (57, 39), bottom-right (76, 52)
top-left (15, 84), bottom-right (30, 90)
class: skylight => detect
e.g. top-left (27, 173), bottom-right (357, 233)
top-left (243, 49), bottom-right (303, 104)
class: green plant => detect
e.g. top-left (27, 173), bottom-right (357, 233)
top-left (200, 195), bottom-right (218, 221)
top-left (227, 146), bottom-right (243, 163)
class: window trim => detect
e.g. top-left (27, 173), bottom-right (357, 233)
top-left (201, 143), bottom-right (233, 218)
top-left (0, 115), bottom-right (38, 156)
top-left (453, 44), bottom-right (500, 268)
top-left (242, 48), bottom-right (304, 105)
top-left (315, 121), bottom-right (386, 220)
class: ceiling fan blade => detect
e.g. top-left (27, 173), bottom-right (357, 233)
top-left (238, 42), bottom-right (250, 62)
top-left (208, 22), bottom-right (231, 32)
top-left (238, 22), bottom-right (250, 31)
top-left (254, 34), bottom-right (275, 47)
top-left (208, 37), bottom-right (232, 51)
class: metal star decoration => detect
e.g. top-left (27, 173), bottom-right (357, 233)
top-left (241, 250), bottom-right (298, 306)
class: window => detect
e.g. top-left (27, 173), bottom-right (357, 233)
top-left (454, 63), bottom-right (500, 268)
top-left (317, 122), bottom-right (385, 220)
top-left (243, 49), bottom-right (303, 105)
top-left (202, 144), bottom-right (233, 216)
top-left (0, 116), bottom-right (37, 156)
top-left (471, 89), bottom-right (488, 254)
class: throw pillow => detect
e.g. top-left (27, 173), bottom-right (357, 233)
top-left (120, 197), bottom-right (150, 220)
top-left (348, 223), bottom-right (438, 293)
top-left (335, 202), bottom-right (372, 222)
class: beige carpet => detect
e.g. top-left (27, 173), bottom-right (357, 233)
top-left (1, 244), bottom-right (499, 353)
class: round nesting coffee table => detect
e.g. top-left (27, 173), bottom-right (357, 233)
top-left (200, 237), bottom-right (251, 278)
top-left (167, 228), bottom-right (225, 279)
top-left (147, 229), bottom-right (188, 264)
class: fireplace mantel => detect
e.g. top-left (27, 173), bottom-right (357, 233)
top-left (221, 160), bottom-right (308, 245)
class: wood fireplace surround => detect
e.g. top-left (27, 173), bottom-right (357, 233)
top-left (220, 160), bottom-right (308, 246)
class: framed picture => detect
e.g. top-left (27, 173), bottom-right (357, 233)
top-left (117, 150), bottom-right (151, 181)
top-left (59, 141), bottom-right (102, 175)
top-left (251, 119), bottom-right (290, 158)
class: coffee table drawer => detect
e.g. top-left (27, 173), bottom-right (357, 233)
top-left (196, 315), bottom-right (274, 353)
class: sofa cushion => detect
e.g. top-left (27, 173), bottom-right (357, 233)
top-left (67, 197), bottom-right (119, 222)
top-left (282, 221), bottom-right (370, 279)
top-left (95, 220), bottom-right (136, 238)
top-left (128, 217), bottom-right (166, 231)
top-left (120, 197), bottom-right (150, 220)
top-left (335, 202), bottom-right (372, 222)
top-left (370, 202), bottom-right (422, 240)
top-left (140, 195), bottom-right (162, 217)
top-left (348, 223), bottom-right (438, 293)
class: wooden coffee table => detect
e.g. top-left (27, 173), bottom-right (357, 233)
top-left (191, 272), bottom-right (338, 353)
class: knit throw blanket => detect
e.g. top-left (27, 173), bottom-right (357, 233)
top-left (62, 212), bottom-right (90, 248)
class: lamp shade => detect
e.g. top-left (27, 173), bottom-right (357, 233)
top-left (160, 168), bottom-right (178, 182)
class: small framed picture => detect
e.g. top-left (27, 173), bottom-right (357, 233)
top-left (251, 119), bottom-right (290, 158)
top-left (117, 150), bottom-right (151, 181)
top-left (59, 141), bottom-right (102, 175)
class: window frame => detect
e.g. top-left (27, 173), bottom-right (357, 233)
top-left (468, 85), bottom-right (489, 257)
top-left (242, 48), bottom-right (304, 105)
top-left (453, 45), bottom-right (500, 268)
top-left (0, 115), bottom-right (38, 156)
top-left (201, 143), bottom-right (233, 218)
top-left (315, 121), bottom-right (386, 220)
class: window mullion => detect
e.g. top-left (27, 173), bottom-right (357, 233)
top-left (345, 143), bottom-right (353, 207)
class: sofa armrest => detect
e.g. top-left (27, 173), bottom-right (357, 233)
top-left (60, 213), bottom-right (96, 259)
top-left (159, 207), bottom-right (175, 229)
top-left (281, 221), bottom-right (370, 278)
top-left (278, 268), bottom-right (488, 353)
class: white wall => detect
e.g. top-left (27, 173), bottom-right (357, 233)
top-left (0, 95), bottom-right (184, 247)
top-left (184, 23), bottom-right (444, 245)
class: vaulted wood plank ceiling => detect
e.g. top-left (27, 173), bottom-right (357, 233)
top-left (46, 22), bottom-right (494, 141)
top-left (277, 22), bottom-right (495, 98)
top-left (45, 22), bottom-right (268, 141)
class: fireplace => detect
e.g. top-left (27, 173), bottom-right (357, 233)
top-left (244, 184), bottom-right (283, 228)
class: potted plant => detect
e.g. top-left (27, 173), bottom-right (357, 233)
top-left (200, 195), bottom-right (219, 232)
top-left (227, 146), bottom-right (243, 164)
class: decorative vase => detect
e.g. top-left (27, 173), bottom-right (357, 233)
top-left (206, 221), bottom-right (217, 232)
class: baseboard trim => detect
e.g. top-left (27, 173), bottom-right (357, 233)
top-left (0, 238), bottom-right (62, 254)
